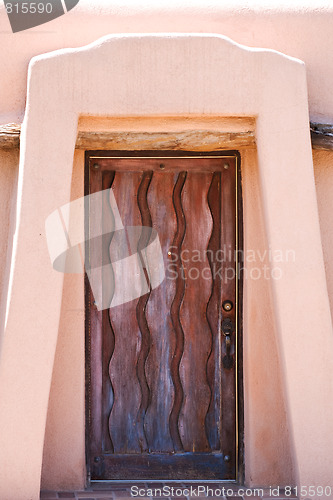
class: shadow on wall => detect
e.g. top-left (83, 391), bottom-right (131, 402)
top-left (0, 149), bottom-right (19, 358)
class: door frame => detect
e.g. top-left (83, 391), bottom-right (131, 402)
top-left (84, 149), bottom-right (244, 484)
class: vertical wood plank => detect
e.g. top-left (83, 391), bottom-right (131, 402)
top-left (101, 171), bottom-right (116, 453)
top-left (178, 170), bottom-right (213, 452)
top-left (145, 171), bottom-right (178, 452)
top-left (135, 171), bottom-right (153, 451)
top-left (107, 170), bottom-right (143, 453)
top-left (169, 171), bottom-right (187, 452)
top-left (205, 172), bottom-right (222, 451)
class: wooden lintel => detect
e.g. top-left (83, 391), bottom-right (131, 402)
top-left (76, 129), bottom-right (256, 151)
top-left (1, 121), bottom-right (333, 151)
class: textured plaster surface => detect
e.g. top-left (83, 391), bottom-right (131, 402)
top-left (1, 1), bottom-right (333, 123)
top-left (0, 33), bottom-right (332, 500)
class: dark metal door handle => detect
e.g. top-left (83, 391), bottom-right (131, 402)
top-left (222, 318), bottom-right (234, 369)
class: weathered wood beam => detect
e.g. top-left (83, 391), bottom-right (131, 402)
top-left (1, 121), bottom-right (333, 151)
top-left (75, 129), bottom-right (256, 151)
top-left (310, 123), bottom-right (333, 150)
top-left (0, 123), bottom-right (20, 149)
top-left (0, 123), bottom-right (256, 151)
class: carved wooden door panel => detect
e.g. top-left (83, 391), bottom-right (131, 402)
top-left (87, 154), bottom-right (238, 480)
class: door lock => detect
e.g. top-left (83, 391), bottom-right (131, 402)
top-left (222, 300), bottom-right (233, 312)
top-left (222, 318), bottom-right (234, 370)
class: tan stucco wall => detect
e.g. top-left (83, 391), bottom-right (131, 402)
top-left (314, 151), bottom-right (333, 317)
top-left (40, 150), bottom-right (86, 490)
top-left (0, 150), bottom-right (18, 341)
top-left (241, 149), bottom-right (294, 487)
top-left (0, 2), bottom-right (333, 497)
top-left (1, 1), bottom-right (333, 124)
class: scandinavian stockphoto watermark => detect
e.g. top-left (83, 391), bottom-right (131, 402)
top-left (166, 245), bottom-right (295, 282)
top-left (45, 189), bottom-right (295, 311)
top-left (4, 0), bottom-right (80, 33)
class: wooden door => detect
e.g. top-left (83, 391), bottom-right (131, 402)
top-left (86, 154), bottom-right (239, 480)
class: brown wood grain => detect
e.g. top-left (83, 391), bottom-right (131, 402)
top-left (76, 130), bottom-right (256, 151)
top-left (205, 172), bottom-right (222, 451)
top-left (106, 170), bottom-right (143, 454)
top-left (178, 170), bottom-right (212, 453)
top-left (135, 170), bottom-right (153, 451)
top-left (102, 172), bottom-right (116, 454)
top-left (169, 171), bottom-right (187, 452)
top-left (2, 121), bottom-right (333, 150)
top-left (98, 453), bottom-right (229, 480)
top-left (145, 171), bottom-right (178, 452)
top-left (0, 123), bottom-right (20, 149)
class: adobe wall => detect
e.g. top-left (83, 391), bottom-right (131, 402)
top-left (1, 1), bottom-right (333, 123)
top-left (0, 2), bottom-right (333, 497)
